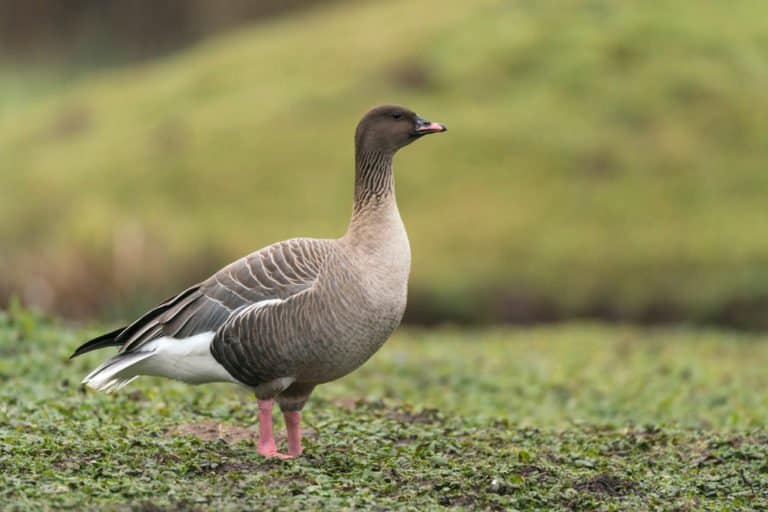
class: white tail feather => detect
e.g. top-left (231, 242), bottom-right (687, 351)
top-left (82, 331), bottom-right (239, 392)
top-left (82, 352), bottom-right (155, 393)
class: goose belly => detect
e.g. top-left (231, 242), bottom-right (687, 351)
top-left (295, 297), bottom-right (406, 384)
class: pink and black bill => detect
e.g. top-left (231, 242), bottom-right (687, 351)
top-left (413, 115), bottom-right (447, 136)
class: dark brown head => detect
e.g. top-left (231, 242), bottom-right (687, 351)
top-left (354, 104), bottom-right (446, 155)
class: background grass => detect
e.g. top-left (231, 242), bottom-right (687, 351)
top-left (5, 2), bottom-right (768, 509)
top-left (2, 307), bottom-right (767, 510)
top-left (4, 0), bottom-right (768, 325)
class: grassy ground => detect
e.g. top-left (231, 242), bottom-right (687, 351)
top-left (4, 0), bottom-right (768, 324)
top-left (2, 307), bottom-right (767, 510)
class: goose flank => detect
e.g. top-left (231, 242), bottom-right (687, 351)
top-left (71, 104), bottom-right (447, 458)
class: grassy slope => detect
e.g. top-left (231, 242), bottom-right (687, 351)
top-left (2, 309), bottom-right (768, 510)
top-left (4, 0), bottom-right (768, 323)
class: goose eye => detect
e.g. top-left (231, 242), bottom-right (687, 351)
top-left (392, 112), bottom-right (402, 120)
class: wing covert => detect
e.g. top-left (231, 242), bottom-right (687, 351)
top-left (117, 238), bottom-right (332, 353)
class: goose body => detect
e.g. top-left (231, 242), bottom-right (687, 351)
top-left (72, 105), bottom-right (446, 458)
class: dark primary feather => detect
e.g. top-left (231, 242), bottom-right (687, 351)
top-left (114, 285), bottom-right (201, 345)
top-left (70, 238), bottom-right (331, 358)
top-left (69, 326), bottom-right (127, 359)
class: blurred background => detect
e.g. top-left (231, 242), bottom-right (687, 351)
top-left (2, 0), bottom-right (768, 329)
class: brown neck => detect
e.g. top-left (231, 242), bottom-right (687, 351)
top-left (352, 149), bottom-right (395, 213)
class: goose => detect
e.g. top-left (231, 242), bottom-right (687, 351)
top-left (71, 104), bottom-right (447, 458)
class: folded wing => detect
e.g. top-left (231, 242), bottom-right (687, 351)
top-left (71, 238), bottom-right (333, 358)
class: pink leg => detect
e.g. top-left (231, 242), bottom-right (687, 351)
top-left (257, 399), bottom-right (290, 459)
top-left (283, 411), bottom-right (303, 457)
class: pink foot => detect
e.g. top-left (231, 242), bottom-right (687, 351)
top-left (257, 444), bottom-right (294, 459)
top-left (256, 399), bottom-right (298, 459)
top-left (284, 410), bottom-right (303, 457)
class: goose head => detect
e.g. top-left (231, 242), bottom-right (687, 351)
top-left (355, 104), bottom-right (447, 155)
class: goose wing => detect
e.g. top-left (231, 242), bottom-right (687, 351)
top-left (71, 238), bottom-right (333, 358)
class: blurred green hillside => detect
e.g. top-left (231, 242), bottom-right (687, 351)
top-left (3, 0), bottom-right (768, 325)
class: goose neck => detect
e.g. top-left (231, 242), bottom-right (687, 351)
top-left (352, 151), bottom-right (395, 213)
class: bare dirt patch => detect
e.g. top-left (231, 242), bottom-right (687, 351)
top-left (131, 501), bottom-right (204, 512)
top-left (334, 397), bottom-right (442, 424)
top-left (387, 407), bottom-right (442, 425)
top-left (167, 421), bottom-right (317, 446)
top-left (575, 473), bottom-right (638, 497)
top-left (332, 396), bottom-right (362, 410)
top-left (166, 422), bottom-right (257, 443)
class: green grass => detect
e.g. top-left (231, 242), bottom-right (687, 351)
top-left (2, 307), bottom-right (768, 510)
top-left (4, 0), bottom-right (768, 324)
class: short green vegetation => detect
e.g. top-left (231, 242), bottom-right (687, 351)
top-left (4, 0), bottom-right (768, 324)
top-left (2, 307), bottom-right (767, 510)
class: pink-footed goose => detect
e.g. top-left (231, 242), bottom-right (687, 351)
top-left (71, 104), bottom-right (446, 458)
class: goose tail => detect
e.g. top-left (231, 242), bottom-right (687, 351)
top-left (70, 326), bottom-right (127, 359)
top-left (81, 351), bottom-right (155, 393)
top-left (81, 332), bottom-right (239, 393)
